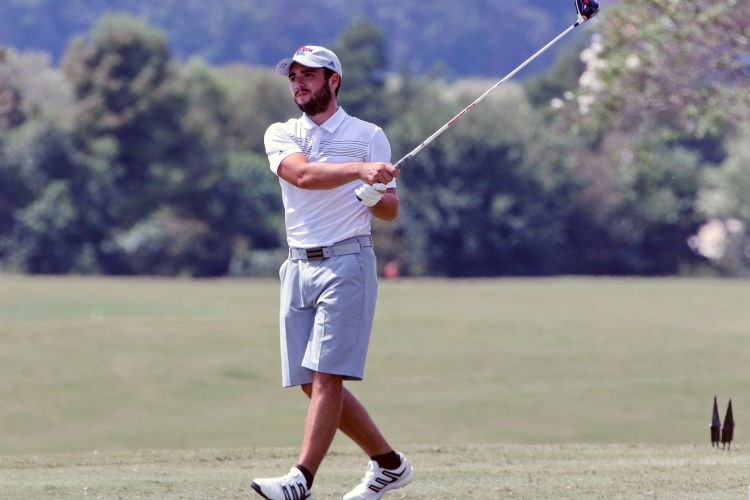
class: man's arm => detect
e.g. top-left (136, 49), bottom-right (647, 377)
top-left (369, 188), bottom-right (399, 221)
top-left (277, 152), bottom-right (399, 189)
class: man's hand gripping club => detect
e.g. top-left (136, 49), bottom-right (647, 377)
top-left (355, 183), bottom-right (388, 207)
top-left (354, 162), bottom-right (399, 207)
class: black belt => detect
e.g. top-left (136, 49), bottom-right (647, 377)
top-left (289, 235), bottom-right (372, 260)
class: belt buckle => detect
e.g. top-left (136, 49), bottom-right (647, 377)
top-left (305, 247), bottom-right (324, 259)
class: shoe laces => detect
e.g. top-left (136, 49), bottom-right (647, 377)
top-left (282, 468), bottom-right (306, 489)
top-left (359, 461), bottom-right (377, 485)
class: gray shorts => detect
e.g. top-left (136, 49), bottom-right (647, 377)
top-left (278, 236), bottom-right (378, 387)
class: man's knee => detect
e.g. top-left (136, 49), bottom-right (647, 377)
top-left (300, 373), bottom-right (342, 398)
top-left (314, 371), bottom-right (344, 384)
top-left (312, 372), bottom-right (344, 397)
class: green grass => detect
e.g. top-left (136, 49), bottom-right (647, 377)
top-left (1, 275), bottom-right (749, 453)
top-left (2, 444), bottom-right (748, 499)
top-left (1, 275), bottom-right (749, 497)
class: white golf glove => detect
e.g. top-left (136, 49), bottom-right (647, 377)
top-left (355, 183), bottom-right (387, 207)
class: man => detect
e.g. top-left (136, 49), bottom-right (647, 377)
top-left (251, 45), bottom-right (413, 500)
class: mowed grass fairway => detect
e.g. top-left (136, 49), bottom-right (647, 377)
top-left (1, 275), bottom-right (749, 498)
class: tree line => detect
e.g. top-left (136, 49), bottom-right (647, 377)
top-left (1, 0), bottom-right (749, 277)
top-left (0, 0), bottom-right (577, 78)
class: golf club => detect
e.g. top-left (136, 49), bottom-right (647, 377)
top-left (393, 0), bottom-right (600, 170)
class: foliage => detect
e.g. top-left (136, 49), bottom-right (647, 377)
top-left (523, 39), bottom-right (587, 109)
top-left (0, 124), bottom-right (89, 273)
top-left (333, 18), bottom-right (389, 125)
top-left (389, 82), bottom-right (577, 276)
top-left (572, 0), bottom-right (750, 139)
top-left (1, 2), bottom-right (749, 276)
top-left (1, 15), bottom-right (284, 275)
top-left (565, 133), bottom-right (706, 274)
top-left (0, 0), bottom-right (583, 78)
top-left (216, 64), bottom-right (298, 155)
top-left (543, 0), bottom-right (750, 274)
top-left (695, 126), bottom-right (750, 274)
top-left (0, 47), bottom-right (72, 129)
top-left (699, 126), bottom-right (750, 224)
top-left (0, 47), bottom-right (74, 264)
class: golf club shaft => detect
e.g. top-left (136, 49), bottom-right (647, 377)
top-left (394, 22), bottom-right (580, 169)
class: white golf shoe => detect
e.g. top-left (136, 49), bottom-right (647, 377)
top-left (343, 453), bottom-right (413, 499)
top-left (251, 467), bottom-right (312, 500)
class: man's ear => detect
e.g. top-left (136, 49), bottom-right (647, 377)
top-left (330, 72), bottom-right (341, 94)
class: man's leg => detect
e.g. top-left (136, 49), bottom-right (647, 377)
top-left (311, 383), bottom-right (411, 500)
top-left (297, 371), bottom-right (345, 474)
top-left (300, 382), bottom-right (392, 458)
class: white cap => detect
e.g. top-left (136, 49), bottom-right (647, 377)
top-left (276, 45), bottom-right (343, 77)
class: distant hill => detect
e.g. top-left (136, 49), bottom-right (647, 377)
top-left (0, 0), bottom-right (614, 77)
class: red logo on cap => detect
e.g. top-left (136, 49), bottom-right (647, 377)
top-left (295, 46), bottom-right (313, 56)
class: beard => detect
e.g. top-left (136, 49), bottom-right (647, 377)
top-left (295, 83), bottom-right (333, 116)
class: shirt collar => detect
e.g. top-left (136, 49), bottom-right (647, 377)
top-left (301, 107), bottom-right (348, 132)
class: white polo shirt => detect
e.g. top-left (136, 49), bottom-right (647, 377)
top-left (264, 107), bottom-right (395, 248)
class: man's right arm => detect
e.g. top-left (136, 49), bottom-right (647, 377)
top-left (277, 152), bottom-right (399, 190)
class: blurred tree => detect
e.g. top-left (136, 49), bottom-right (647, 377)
top-left (105, 57), bottom-right (284, 276)
top-left (573, 0), bottom-right (750, 140)
top-left (8, 180), bottom-right (89, 273)
top-left (2, 120), bottom-right (115, 273)
top-left (0, 0), bottom-right (578, 78)
top-left (218, 152), bottom-right (285, 276)
top-left (695, 126), bottom-right (750, 274)
top-left (333, 18), bottom-right (389, 125)
top-left (62, 15), bottom-right (186, 237)
top-left (699, 126), bottom-right (750, 225)
top-left (100, 56), bottom-right (229, 275)
top-left (59, 15), bottom-right (236, 275)
top-left (3, 1), bottom-right (747, 278)
top-left (523, 39), bottom-right (587, 110)
top-left (0, 47), bottom-right (73, 129)
top-left (200, 62), bottom-right (288, 275)
top-left (564, 133), bottom-right (705, 274)
top-left (389, 80), bottom-right (580, 276)
top-left (1, 19), bottom-right (287, 276)
top-left (542, 0), bottom-right (750, 274)
top-left (0, 47), bottom-right (80, 272)
top-left (217, 64), bottom-right (298, 154)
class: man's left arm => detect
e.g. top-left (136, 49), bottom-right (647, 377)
top-left (362, 128), bottom-right (398, 220)
top-left (369, 188), bottom-right (399, 221)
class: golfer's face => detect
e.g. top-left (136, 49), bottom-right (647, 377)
top-left (289, 63), bottom-right (326, 106)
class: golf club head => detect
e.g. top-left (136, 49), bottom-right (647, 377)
top-left (575, 0), bottom-right (600, 21)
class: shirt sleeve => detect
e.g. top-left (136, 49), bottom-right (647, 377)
top-left (368, 127), bottom-right (397, 189)
top-left (264, 122), bottom-right (302, 175)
